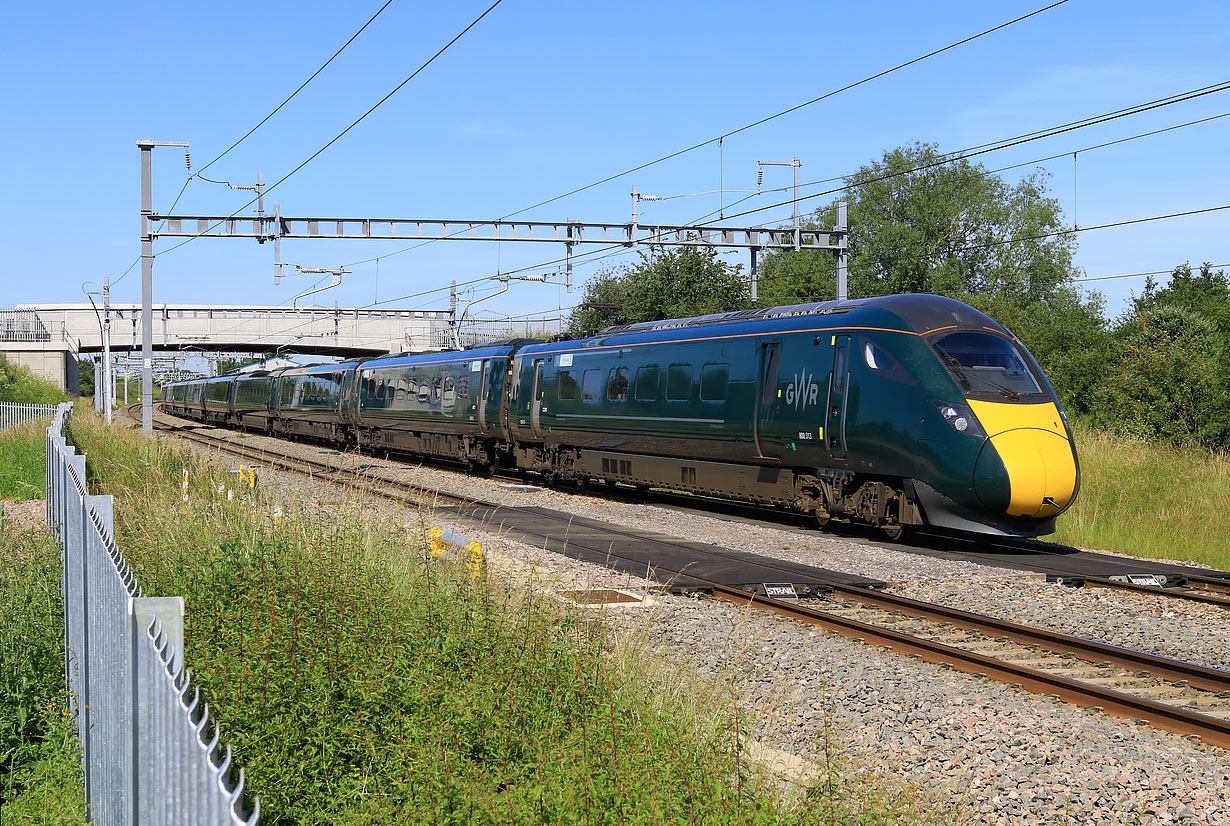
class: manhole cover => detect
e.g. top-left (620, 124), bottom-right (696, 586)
top-left (558, 589), bottom-right (644, 605)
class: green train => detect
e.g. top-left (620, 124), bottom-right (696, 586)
top-left (164, 294), bottom-right (1078, 538)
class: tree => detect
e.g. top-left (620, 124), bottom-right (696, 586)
top-left (568, 246), bottom-right (748, 334)
top-left (755, 142), bottom-right (1108, 413)
top-left (1091, 305), bottom-right (1230, 448)
top-left (78, 357), bottom-right (95, 399)
top-left (757, 142), bottom-right (1078, 303)
top-left (1134, 262), bottom-right (1230, 336)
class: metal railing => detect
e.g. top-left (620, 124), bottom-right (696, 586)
top-left (0, 307), bottom-right (53, 341)
top-left (46, 403), bottom-right (259, 825)
top-left (1, 401), bottom-right (58, 431)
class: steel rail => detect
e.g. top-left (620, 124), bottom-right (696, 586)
top-left (710, 585), bottom-right (1230, 750)
top-left (143, 406), bottom-right (1230, 747)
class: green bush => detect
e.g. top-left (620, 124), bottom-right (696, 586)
top-left (0, 356), bottom-right (67, 405)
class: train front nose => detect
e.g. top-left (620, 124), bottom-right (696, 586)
top-left (969, 401), bottom-right (1078, 519)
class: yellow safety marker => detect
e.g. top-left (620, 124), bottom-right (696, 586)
top-left (273, 506), bottom-right (285, 527)
top-left (428, 527), bottom-right (485, 577)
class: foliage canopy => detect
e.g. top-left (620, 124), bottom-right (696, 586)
top-left (568, 246), bottom-right (748, 334)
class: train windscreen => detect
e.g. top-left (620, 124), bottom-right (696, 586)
top-left (930, 331), bottom-right (1043, 400)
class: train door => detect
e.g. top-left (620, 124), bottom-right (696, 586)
top-left (754, 341), bottom-right (781, 459)
top-left (529, 358), bottom-right (545, 439)
top-left (825, 334), bottom-right (850, 459)
top-left (478, 360), bottom-right (500, 434)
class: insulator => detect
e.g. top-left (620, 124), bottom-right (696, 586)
top-left (184, 151), bottom-right (191, 171)
top-left (757, 168), bottom-right (763, 189)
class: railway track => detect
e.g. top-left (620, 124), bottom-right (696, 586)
top-left (134, 403), bottom-right (1230, 749)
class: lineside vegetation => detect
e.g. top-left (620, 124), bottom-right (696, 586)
top-left (67, 410), bottom-right (945, 825)
top-left (1, 422), bottom-right (84, 822)
top-left (1052, 423), bottom-right (1230, 569)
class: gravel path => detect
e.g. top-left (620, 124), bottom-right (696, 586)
top-left (152, 413), bottom-right (1230, 824)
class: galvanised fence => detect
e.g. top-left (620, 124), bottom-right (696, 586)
top-left (1, 401), bottom-right (58, 431)
top-left (46, 403), bottom-right (259, 825)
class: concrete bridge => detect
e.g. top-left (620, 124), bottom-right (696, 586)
top-left (0, 304), bottom-right (562, 391)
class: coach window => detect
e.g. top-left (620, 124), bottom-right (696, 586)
top-left (431, 377), bottom-right (441, 403)
top-left (581, 369), bottom-right (602, 401)
top-left (418, 378), bottom-right (430, 403)
top-left (634, 366), bottom-right (659, 401)
top-left (667, 363), bottom-right (692, 402)
top-left (443, 375), bottom-right (456, 405)
top-left (607, 367), bottom-right (629, 401)
top-left (457, 376), bottom-right (469, 400)
top-left (700, 363), bottom-right (728, 401)
top-left (558, 370), bottom-right (577, 400)
top-left (385, 381), bottom-right (395, 404)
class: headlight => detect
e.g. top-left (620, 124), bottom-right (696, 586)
top-left (932, 400), bottom-right (986, 438)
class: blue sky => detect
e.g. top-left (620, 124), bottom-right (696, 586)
top-left (2, 0), bottom-right (1228, 324)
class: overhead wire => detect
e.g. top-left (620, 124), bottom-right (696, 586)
top-left (195, 0), bottom-right (397, 176)
top-left (340, 80), bottom-right (1230, 306)
top-left (495, 0), bottom-right (1072, 222)
top-left (338, 0), bottom-right (1073, 270)
top-left (1073, 263), bottom-right (1229, 284)
top-left (153, 0), bottom-right (505, 260)
top-left (712, 80), bottom-right (1230, 225)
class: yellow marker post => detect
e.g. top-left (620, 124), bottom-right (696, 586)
top-left (466, 540), bottom-right (484, 579)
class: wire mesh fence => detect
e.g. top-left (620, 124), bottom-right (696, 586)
top-left (46, 403), bottom-right (259, 825)
top-left (1, 401), bottom-right (58, 431)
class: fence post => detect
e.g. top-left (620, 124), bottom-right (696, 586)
top-left (130, 597), bottom-right (185, 825)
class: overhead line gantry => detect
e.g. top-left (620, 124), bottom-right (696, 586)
top-left (137, 139), bottom-right (848, 432)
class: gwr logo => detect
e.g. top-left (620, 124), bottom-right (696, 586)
top-left (784, 371), bottom-right (821, 411)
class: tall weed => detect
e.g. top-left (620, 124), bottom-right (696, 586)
top-left (1054, 422), bottom-right (1230, 568)
top-left (0, 421), bottom-right (48, 502)
top-left (0, 526), bottom-right (85, 822)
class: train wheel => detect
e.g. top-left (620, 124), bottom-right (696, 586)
top-left (813, 509), bottom-right (832, 530)
top-left (470, 457), bottom-right (497, 478)
top-left (880, 523), bottom-right (906, 542)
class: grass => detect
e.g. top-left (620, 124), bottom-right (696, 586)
top-left (0, 522), bottom-right (86, 824)
top-left (1052, 422), bottom-right (1230, 568)
top-left (0, 421), bottom-right (48, 502)
top-left (68, 407), bottom-right (947, 825)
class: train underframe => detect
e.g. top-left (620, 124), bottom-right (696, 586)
top-left (169, 405), bottom-right (926, 538)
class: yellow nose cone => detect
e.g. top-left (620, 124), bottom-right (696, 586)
top-left (969, 401), bottom-right (1078, 518)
